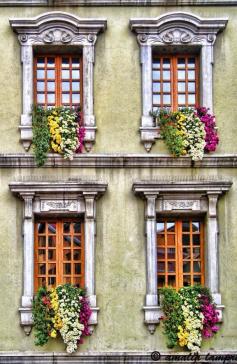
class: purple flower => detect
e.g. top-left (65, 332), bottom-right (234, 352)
top-left (196, 107), bottom-right (219, 153)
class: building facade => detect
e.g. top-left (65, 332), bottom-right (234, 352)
top-left (0, 0), bottom-right (237, 362)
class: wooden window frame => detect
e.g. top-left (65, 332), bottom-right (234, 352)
top-left (34, 55), bottom-right (83, 108)
top-left (157, 217), bottom-right (204, 290)
top-left (152, 54), bottom-right (199, 111)
top-left (34, 217), bottom-right (85, 292)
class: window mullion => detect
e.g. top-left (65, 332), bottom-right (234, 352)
top-left (177, 220), bottom-right (183, 289)
top-left (172, 56), bottom-right (178, 111)
top-left (56, 56), bottom-right (61, 107)
top-left (57, 220), bottom-right (62, 286)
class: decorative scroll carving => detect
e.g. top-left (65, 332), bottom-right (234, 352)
top-left (42, 29), bottom-right (72, 44)
top-left (163, 200), bottom-right (200, 211)
top-left (40, 200), bottom-right (78, 212)
top-left (161, 29), bottom-right (192, 44)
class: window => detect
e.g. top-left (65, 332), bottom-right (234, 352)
top-left (34, 55), bottom-right (82, 108)
top-left (10, 12), bottom-right (107, 151)
top-left (34, 218), bottom-right (85, 291)
top-left (130, 12), bottom-right (228, 151)
top-left (152, 55), bottom-right (199, 111)
top-left (157, 218), bottom-right (204, 290)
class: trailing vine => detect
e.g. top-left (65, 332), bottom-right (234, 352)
top-left (32, 105), bottom-right (50, 167)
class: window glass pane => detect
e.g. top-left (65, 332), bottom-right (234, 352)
top-left (153, 95), bottom-right (160, 105)
top-left (188, 94), bottom-right (195, 105)
top-left (73, 250), bottom-right (81, 260)
top-left (163, 58), bottom-right (170, 69)
top-left (167, 235), bottom-right (175, 246)
top-left (152, 71), bottom-right (160, 80)
top-left (37, 82), bottom-right (45, 92)
top-left (63, 250), bottom-right (71, 261)
top-left (48, 236), bottom-right (56, 247)
top-left (47, 70), bottom-right (55, 79)
top-left (64, 263), bottom-right (71, 274)
top-left (38, 223), bottom-right (45, 234)
top-left (153, 83), bottom-right (160, 92)
top-left (72, 94), bottom-right (80, 104)
top-left (178, 94), bottom-right (185, 104)
top-left (72, 70), bottom-right (80, 79)
top-left (48, 223), bottom-right (56, 234)
top-left (74, 223), bottom-right (81, 233)
top-left (157, 247), bottom-right (165, 259)
top-left (48, 264), bottom-right (56, 275)
top-left (47, 82), bottom-right (55, 91)
top-left (64, 277), bottom-right (71, 284)
top-left (183, 247), bottom-right (190, 259)
top-left (47, 57), bottom-right (55, 67)
top-left (188, 82), bottom-right (195, 92)
top-left (193, 262), bottom-right (201, 273)
top-left (48, 250), bottom-right (56, 261)
top-left (188, 70), bottom-right (195, 80)
top-left (48, 277), bottom-right (56, 286)
top-left (63, 222), bottom-right (70, 233)
top-left (73, 236), bottom-right (81, 247)
top-left (72, 82), bottom-right (80, 92)
top-left (188, 57), bottom-right (195, 68)
top-left (158, 275), bottom-right (165, 288)
top-left (37, 94), bottom-right (45, 104)
top-left (62, 58), bottom-right (69, 68)
top-left (157, 235), bottom-right (165, 245)
top-left (62, 94), bottom-right (70, 104)
top-left (192, 222), bottom-right (200, 232)
top-left (193, 275), bottom-right (201, 284)
top-left (64, 236), bottom-right (71, 247)
top-left (37, 69), bottom-right (45, 79)
top-left (178, 58), bottom-right (185, 68)
top-left (167, 276), bottom-right (176, 287)
top-left (167, 248), bottom-right (175, 259)
top-left (62, 70), bottom-right (70, 79)
top-left (72, 58), bottom-right (80, 67)
top-left (183, 276), bottom-right (191, 286)
top-left (183, 261), bottom-right (190, 273)
top-left (38, 277), bottom-right (46, 287)
top-left (75, 263), bottom-right (81, 274)
top-left (163, 83), bottom-right (170, 92)
top-left (158, 262), bottom-right (165, 273)
top-left (167, 222), bottom-right (175, 232)
top-left (182, 235), bottom-right (190, 246)
top-left (178, 70), bottom-right (185, 80)
top-left (178, 82), bottom-right (185, 92)
top-left (193, 247), bottom-right (200, 258)
top-left (163, 71), bottom-right (170, 80)
top-left (38, 249), bottom-right (46, 262)
top-left (168, 261), bottom-right (175, 273)
top-left (193, 235), bottom-right (200, 245)
top-left (37, 58), bottom-right (44, 67)
top-left (153, 61), bottom-right (160, 69)
top-left (47, 94), bottom-right (55, 104)
top-left (182, 221), bottom-right (190, 232)
top-left (39, 264), bottom-right (46, 274)
top-left (163, 94), bottom-right (171, 105)
top-left (62, 82), bottom-right (70, 92)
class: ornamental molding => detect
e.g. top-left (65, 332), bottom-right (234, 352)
top-left (10, 12), bottom-right (107, 45)
top-left (40, 199), bottom-right (79, 212)
top-left (1, 153), bottom-right (237, 168)
top-left (130, 12), bottom-right (228, 47)
top-left (162, 199), bottom-right (200, 211)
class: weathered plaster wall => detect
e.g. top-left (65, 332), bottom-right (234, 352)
top-left (0, 167), bottom-right (237, 352)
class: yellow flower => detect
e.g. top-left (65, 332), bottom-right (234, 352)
top-left (50, 329), bottom-right (57, 338)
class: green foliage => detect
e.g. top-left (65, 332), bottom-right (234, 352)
top-left (32, 287), bottom-right (53, 346)
top-left (32, 106), bottom-right (50, 167)
top-left (159, 287), bottom-right (183, 348)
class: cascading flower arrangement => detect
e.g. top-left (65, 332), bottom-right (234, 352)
top-left (32, 284), bottom-right (92, 353)
top-left (160, 286), bottom-right (219, 352)
top-left (152, 107), bottom-right (218, 161)
top-left (32, 106), bottom-right (85, 167)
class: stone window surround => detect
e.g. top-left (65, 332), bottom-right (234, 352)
top-left (9, 180), bottom-right (107, 335)
top-left (9, 11), bottom-right (107, 152)
top-left (132, 179), bottom-right (232, 334)
top-left (130, 12), bottom-right (228, 152)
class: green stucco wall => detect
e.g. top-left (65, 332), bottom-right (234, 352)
top-left (0, 4), bottom-right (237, 355)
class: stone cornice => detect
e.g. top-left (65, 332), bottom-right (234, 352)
top-left (1, 154), bottom-right (237, 168)
top-left (1, 0), bottom-right (237, 6)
